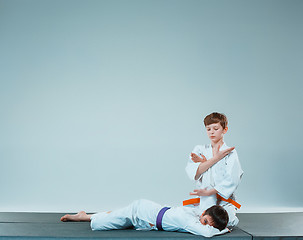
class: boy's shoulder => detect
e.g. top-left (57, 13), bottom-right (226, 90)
top-left (222, 143), bottom-right (238, 154)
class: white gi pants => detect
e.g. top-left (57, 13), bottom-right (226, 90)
top-left (90, 199), bottom-right (162, 231)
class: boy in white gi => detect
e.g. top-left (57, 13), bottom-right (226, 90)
top-left (61, 199), bottom-right (229, 237)
top-left (185, 112), bottom-right (243, 228)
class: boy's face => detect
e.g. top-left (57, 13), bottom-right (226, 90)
top-left (205, 122), bottom-right (227, 143)
top-left (199, 213), bottom-right (214, 227)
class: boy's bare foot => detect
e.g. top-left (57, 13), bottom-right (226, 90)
top-left (60, 211), bottom-right (91, 222)
top-left (191, 153), bottom-right (207, 163)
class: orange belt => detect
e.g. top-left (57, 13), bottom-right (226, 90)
top-left (183, 195), bottom-right (241, 209)
top-left (216, 194), bottom-right (241, 209)
top-left (183, 198), bottom-right (200, 206)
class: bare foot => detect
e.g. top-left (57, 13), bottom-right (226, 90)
top-left (191, 153), bottom-right (207, 163)
top-left (61, 211), bottom-right (90, 222)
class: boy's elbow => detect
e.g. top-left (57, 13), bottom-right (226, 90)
top-left (190, 229), bottom-right (214, 238)
top-left (201, 232), bottom-right (213, 238)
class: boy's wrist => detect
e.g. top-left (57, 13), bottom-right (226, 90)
top-left (212, 156), bottom-right (219, 162)
top-left (208, 188), bottom-right (218, 195)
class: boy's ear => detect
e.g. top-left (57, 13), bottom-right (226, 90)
top-left (223, 127), bottom-right (228, 134)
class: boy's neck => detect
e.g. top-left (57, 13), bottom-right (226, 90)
top-left (211, 139), bottom-right (224, 148)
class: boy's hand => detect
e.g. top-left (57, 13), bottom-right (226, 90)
top-left (191, 153), bottom-right (207, 163)
top-left (213, 145), bottom-right (235, 161)
top-left (190, 188), bottom-right (214, 196)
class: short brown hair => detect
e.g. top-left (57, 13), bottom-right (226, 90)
top-left (204, 112), bottom-right (228, 129)
top-left (205, 205), bottom-right (229, 231)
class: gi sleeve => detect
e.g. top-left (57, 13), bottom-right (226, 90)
top-left (185, 223), bottom-right (229, 237)
top-left (185, 145), bottom-right (203, 181)
top-left (224, 204), bottom-right (240, 228)
top-left (214, 150), bottom-right (243, 199)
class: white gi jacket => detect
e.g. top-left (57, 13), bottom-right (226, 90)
top-left (185, 143), bottom-right (243, 227)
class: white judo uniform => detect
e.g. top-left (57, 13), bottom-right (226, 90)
top-left (185, 143), bottom-right (243, 228)
top-left (90, 199), bottom-right (229, 237)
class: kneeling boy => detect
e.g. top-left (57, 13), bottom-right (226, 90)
top-left (61, 199), bottom-right (229, 237)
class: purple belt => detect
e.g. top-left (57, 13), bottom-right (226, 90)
top-left (156, 207), bottom-right (170, 231)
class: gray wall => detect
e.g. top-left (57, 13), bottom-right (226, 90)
top-left (1, 0), bottom-right (302, 212)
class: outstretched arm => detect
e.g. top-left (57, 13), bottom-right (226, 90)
top-left (190, 188), bottom-right (217, 196)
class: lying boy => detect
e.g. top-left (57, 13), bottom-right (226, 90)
top-left (186, 112), bottom-right (243, 227)
top-left (61, 199), bottom-right (229, 237)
